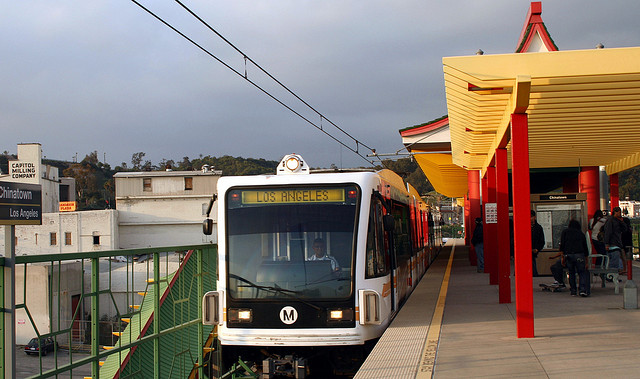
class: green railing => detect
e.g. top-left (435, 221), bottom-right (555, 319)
top-left (1, 244), bottom-right (217, 378)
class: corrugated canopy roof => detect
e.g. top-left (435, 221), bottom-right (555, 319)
top-left (443, 46), bottom-right (640, 175)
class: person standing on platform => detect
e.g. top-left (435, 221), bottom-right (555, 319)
top-left (589, 209), bottom-right (607, 255)
top-left (621, 216), bottom-right (633, 274)
top-left (471, 217), bottom-right (484, 273)
top-left (531, 210), bottom-right (545, 277)
top-left (550, 219), bottom-right (590, 296)
top-left (603, 206), bottom-right (628, 274)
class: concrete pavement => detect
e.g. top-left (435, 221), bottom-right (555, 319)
top-left (358, 239), bottom-right (640, 378)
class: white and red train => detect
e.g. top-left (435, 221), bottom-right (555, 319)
top-left (202, 154), bottom-right (441, 377)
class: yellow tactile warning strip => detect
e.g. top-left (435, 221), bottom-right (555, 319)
top-left (416, 243), bottom-right (455, 378)
top-left (354, 243), bottom-right (454, 378)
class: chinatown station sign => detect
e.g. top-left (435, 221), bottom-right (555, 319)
top-left (0, 181), bottom-right (42, 225)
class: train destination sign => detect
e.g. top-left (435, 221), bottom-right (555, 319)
top-left (241, 188), bottom-right (345, 205)
top-left (0, 181), bottom-right (42, 225)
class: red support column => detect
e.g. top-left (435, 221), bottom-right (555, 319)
top-left (511, 113), bottom-right (534, 338)
top-left (496, 148), bottom-right (511, 303)
top-left (487, 165), bottom-right (498, 285)
top-left (610, 173), bottom-right (619, 209)
top-left (579, 166), bottom-right (600, 221)
top-left (482, 172), bottom-right (489, 273)
top-left (464, 195), bottom-right (471, 246)
top-left (468, 170), bottom-right (481, 265)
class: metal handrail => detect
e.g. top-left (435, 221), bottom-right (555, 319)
top-left (1, 243), bottom-right (217, 378)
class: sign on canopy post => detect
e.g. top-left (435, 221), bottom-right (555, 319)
top-left (1, 181), bottom-right (41, 379)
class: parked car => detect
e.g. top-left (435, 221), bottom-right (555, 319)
top-left (24, 337), bottom-right (57, 356)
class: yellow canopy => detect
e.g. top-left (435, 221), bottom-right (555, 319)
top-left (443, 46), bottom-right (640, 175)
top-left (413, 153), bottom-right (468, 198)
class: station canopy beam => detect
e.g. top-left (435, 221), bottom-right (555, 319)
top-left (443, 46), bottom-right (640, 175)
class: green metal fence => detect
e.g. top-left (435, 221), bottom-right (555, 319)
top-left (1, 244), bottom-right (216, 378)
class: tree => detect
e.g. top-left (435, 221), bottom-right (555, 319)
top-left (158, 158), bottom-right (176, 171)
top-left (131, 152), bottom-right (152, 171)
top-left (619, 166), bottom-right (640, 200)
top-left (64, 163), bottom-right (99, 207)
top-left (82, 151), bottom-right (99, 166)
top-left (0, 151), bottom-right (16, 174)
top-left (376, 158), bottom-right (434, 195)
top-left (60, 150), bottom-right (116, 210)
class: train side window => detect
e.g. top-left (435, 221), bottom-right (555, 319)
top-left (393, 205), bottom-right (412, 259)
top-left (366, 199), bottom-right (389, 278)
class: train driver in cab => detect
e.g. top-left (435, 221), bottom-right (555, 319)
top-left (307, 238), bottom-right (340, 271)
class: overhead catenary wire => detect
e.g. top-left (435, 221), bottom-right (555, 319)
top-left (173, 0), bottom-right (370, 153)
top-left (131, 0), bottom-right (385, 167)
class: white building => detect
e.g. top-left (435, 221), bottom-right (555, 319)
top-left (2, 143), bottom-right (222, 255)
top-left (13, 210), bottom-right (119, 255)
top-left (0, 143), bottom-right (72, 213)
top-left (114, 167), bottom-right (221, 248)
top-left (2, 143), bottom-right (224, 345)
top-left (15, 262), bottom-right (83, 345)
top-left (620, 200), bottom-right (640, 218)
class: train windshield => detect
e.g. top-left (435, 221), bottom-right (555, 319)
top-left (225, 185), bottom-right (359, 300)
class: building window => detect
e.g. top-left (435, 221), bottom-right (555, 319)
top-left (143, 178), bottom-right (152, 192)
top-left (184, 177), bottom-right (193, 191)
top-left (65, 232), bottom-right (72, 246)
top-left (50, 232), bottom-right (57, 246)
top-left (93, 235), bottom-right (100, 245)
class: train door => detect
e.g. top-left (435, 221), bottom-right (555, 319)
top-left (409, 199), bottom-right (417, 288)
top-left (391, 203), bottom-right (412, 306)
top-left (366, 197), bottom-right (394, 315)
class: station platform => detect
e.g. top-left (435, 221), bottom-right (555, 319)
top-left (355, 239), bottom-right (640, 378)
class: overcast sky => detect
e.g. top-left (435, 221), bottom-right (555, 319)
top-left (2, 1), bottom-right (639, 169)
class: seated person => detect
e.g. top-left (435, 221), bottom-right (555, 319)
top-left (307, 238), bottom-right (340, 271)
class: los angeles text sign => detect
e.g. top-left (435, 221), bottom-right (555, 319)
top-left (0, 181), bottom-right (42, 225)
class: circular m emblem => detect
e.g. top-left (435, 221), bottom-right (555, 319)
top-left (280, 306), bottom-right (298, 325)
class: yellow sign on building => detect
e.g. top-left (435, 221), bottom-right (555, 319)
top-left (59, 201), bottom-right (77, 212)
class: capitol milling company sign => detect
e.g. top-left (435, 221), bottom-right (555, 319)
top-left (9, 161), bottom-right (38, 180)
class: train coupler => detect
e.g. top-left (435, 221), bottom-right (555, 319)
top-left (262, 355), bottom-right (307, 379)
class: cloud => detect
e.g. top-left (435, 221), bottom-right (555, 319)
top-left (2, 0), bottom-right (639, 168)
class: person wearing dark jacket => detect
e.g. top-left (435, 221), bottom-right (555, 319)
top-left (603, 206), bottom-right (628, 272)
top-left (531, 210), bottom-right (545, 277)
top-left (550, 219), bottom-right (590, 296)
top-left (622, 216), bottom-right (633, 272)
top-left (471, 217), bottom-right (484, 273)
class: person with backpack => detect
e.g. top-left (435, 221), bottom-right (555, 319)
top-left (589, 209), bottom-right (607, 255)
top-left (603, 206), bottom-right (629, 274)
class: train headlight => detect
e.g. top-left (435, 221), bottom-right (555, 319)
top-left (327, 308), bottom-right (353, 322)
top-left (228, 308), bottom-right (253, 323)
top-left (277, 154), bottom-right (309, 175)
top-left (285, 156), bottom-right (301, 171)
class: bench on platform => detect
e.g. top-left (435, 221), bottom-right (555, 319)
top-left (561, 254), bottom-right (620, 294)
top-left (586, 254), bottom-right (620, 294)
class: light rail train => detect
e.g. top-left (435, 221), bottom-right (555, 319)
top-left (202, 154), bottom-right (441, 377)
